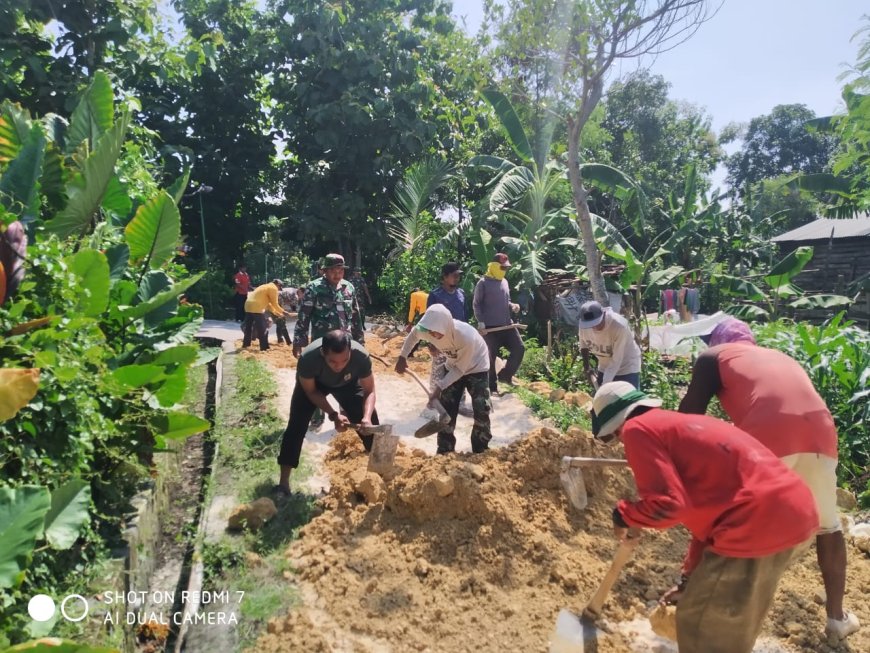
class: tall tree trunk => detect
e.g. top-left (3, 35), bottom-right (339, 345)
top-left (566, 116), bottom-right (609, 306)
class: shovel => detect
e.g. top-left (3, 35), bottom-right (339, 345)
top-left (548, 531), bottom-right (641, 652)
top-left (404, 369), bottom-right (451, 438)
top-left (355, 424), bottom-right (399, 476)
top-left (560, 456), bottom-right (629, 511)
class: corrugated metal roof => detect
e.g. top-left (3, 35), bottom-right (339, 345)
top-left (772, 215), bottom-right (870, 242)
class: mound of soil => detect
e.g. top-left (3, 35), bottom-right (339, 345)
top-left (237, 332), bottom-right (433, 377)
top-left (250, 423), bottom-right (870, 653)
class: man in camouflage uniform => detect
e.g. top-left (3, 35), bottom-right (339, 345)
top-left (293, 253), bottom-right (365, 356)
top-left (294, 254), bottom-right (364, 427)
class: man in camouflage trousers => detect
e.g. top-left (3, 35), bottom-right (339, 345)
top-left (294, 253), bottom-right (365, 428)
top-left (395, 305), bottom-right (492, 455)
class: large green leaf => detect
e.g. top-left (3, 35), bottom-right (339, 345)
top-left (68, 249), bottom-right (110, 317)
top-left (481, 89), bottom-right (533, 163)
top-left (714, 274), bottom-right (767, 301)
top-left (154, 345), bottom-right (199, 367)
top-left (788, 294), bottom-right (853, 310)
top-left (0, 101), bottom-right (33, 166)
top-left (122, 273), bottom-right (203, 321)
top-left (110, 364), bottom-right (165, 390)
top-left (65, 71), bottom-right (114, 155)
top-left (167, 168), bottom-right (191, 206)
top-left (138, 271), bottom-right (175, 328)
top-left (468, 228), bottom-right (494, 270)
top-left (101, 175), bottom-right (132, 219)
top-left (467, 155), bottom-right (516, 173)
top-left (124, 191), bottom-right (181, 269)
top-left (151, 411), bottom-right (210, 440)
top-left (645, 266), bottom-right (686, 294)
top-left (765, 246), bottom-right (814, 290)
top-left (590, 213), bottom-right (633, 260)
top-left (0, 125), bottom-right (45, 224)
top-left (40, 142), bottom-right (66, 211)
top-left (0, 486), bottom-right (50, 588)
top-left (105, 243), bottom-right (130, 282)
top-left (45, 112), bottom-right (129, 239)
top-left (150, 367), bottom-right (188, 408)
top-left (726, 304), bottom-right (770, 320)
top-left (44, 480), bottom-right (91, 550)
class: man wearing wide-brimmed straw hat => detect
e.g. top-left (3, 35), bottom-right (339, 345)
top-left (591, 381), bottom-right (818, 653)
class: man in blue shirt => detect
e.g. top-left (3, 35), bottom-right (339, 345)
top-left (426, 262), bottom-right (473, 416)
top-left (427, 262), bottom-right (467, 321)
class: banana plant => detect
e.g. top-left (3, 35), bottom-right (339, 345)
top-left (713, 246), bottom-right (853, 320)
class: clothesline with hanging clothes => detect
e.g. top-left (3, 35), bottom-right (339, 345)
top-left (660, 287), bottom-right (701, 319)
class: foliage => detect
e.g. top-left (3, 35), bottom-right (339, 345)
top-left (513, 386), bottom-right (591, 432)
top-left (754, 316), bottom-right (870, 504)
top-left (377, 216), bottom-right (455, 317)
top-left (0, 76), bottom-right (207, 645)
top-left (640, 351), bottom-right (693, 410)
top-left (387, 157), bottom-right (456, 258)
top-left (713, 246), bottom-right (852, 321)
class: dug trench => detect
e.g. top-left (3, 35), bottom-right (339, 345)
top-left (239, 335), bottom-right (870, 653)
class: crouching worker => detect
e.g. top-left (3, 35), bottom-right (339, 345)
top-left (275, 330), bottom-right (379, 497)
top-left (395, 304), bottom-right (492, 455)
top-left (592, 382), bottom-right (818, 653)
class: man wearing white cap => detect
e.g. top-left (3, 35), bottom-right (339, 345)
top-left (578, 300), bottom-right (641, 389)
top-left (591, 381), bottom-right (818, 653)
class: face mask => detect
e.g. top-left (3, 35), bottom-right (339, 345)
top-left (486, 262), bottom-right (506, 280)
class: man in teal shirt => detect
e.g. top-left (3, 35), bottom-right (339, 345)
top-left (275, 330), bottom-right (379, 496)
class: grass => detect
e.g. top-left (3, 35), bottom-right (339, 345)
top-left (202, 353), bottom-right (317, 650)
top-left (512, 386), bottom-right (593, 432)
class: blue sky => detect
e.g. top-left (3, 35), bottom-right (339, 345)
top-left (451, 0), bottom-right (867, 130)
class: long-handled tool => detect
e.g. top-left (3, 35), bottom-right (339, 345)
top-left (405, 369), bottom-right (451, 438)
top-left (559, 456), bottom-right (629, 510)
top-left (479, 323), bottom-right (528, 335)
top-left (548, 532), bottom-right (640, 652)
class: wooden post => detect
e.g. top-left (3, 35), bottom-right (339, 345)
top-left (546, 320), bottom-right (553, 362)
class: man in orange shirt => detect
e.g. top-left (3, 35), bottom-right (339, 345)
top-left (233, 263), bottom-right (251, 322)
top-left (680, 317), bottom-right (860, 642)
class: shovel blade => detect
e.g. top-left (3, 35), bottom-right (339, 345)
top-left (367, 428), bottom-right (399, 476)
top-left (560, 465), bottom-right (588, 511)
top-left (549, 609), bottom-right (585, 653)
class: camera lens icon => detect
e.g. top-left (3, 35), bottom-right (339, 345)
top-left (28, 594), bottom-right (89, 622)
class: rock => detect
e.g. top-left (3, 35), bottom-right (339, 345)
top-left (836, 488), bottom-right (858, 511)
top-left (465, 463), bottom-right (486, 482)
top-left (527, 381), bottom-right (552, 396)
top-left (411, 449), bottom-right (427, 458)
top-left (432, 475), bottom-right (455, 497)
top-left (851, 522), bottom-right (870, 553)
top-left (227, 497), bottom-right (277, 531)
top-left (414, 558), bottom-right (430, 578)
top-left (549, 388), bottom-right (566, 401)
top-left (785, 622), bottom-right (803, 636)
top-left (814, 590), bottom-right (827, 605)
top-left (648, 604), bottom-right (677, 641)
top-left (644, 587), bottom-right (660, 601)
top-left (350, 469), bottom-right (386, 503)
top-left (245, 551), bottom-right (263, 568)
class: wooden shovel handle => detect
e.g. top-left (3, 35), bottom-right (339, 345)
top-left (561, 456), bottom-right (629, 468)
top-left (584, 532), bottom-right (641, 619)
top-left (404, 369), bottom-right (431, 396)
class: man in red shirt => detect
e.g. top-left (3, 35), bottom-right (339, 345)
top-left (680, 317), bottom-right (860, 641)
top-left (233, 264), bottom-right (251, 322)
top-left (592, 381), bottom-right (817, 653)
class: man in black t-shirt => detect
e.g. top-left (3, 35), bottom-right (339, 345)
top-left (275, 330), bottom-right (380, 496)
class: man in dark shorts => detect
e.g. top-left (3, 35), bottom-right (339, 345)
top-left (275, 330), bottom-right (379, 496)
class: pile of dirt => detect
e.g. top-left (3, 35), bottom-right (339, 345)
top-left (250, 424), bottom-right (870, 653)
top-left (237, 332), bottom-right (434, 377)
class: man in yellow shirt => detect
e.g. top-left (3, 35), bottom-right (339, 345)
top-left (243, 279), bottom-right (288, 350)
top-left (406, 287), bottom-right (428, 331)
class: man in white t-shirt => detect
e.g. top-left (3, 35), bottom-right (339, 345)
top-left (578, 300), bottom-right (641, 389)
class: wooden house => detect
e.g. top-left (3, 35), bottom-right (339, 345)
top-left (771, 216), bottom-right (870, 327)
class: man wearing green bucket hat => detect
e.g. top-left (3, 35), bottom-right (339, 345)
top-left (591, 381), bottom-right (818, 653)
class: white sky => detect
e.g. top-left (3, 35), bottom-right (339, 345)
top-left (452, 0), bottom-right (867, 129)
